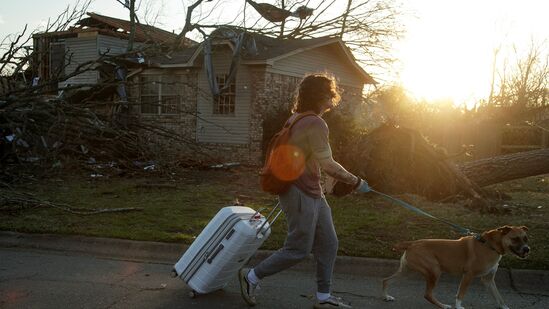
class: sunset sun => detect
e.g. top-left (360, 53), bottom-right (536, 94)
top-left (394, 0), bottom-right (548, 107)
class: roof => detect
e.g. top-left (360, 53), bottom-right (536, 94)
top-left (34, 12), bottom-right (194, 46)
top-left (146, 46), bottom-right (200, 65)
top-left (153, 30), bottom-right (376, 84)
top-left (240, 33), bottom-right (336, 61)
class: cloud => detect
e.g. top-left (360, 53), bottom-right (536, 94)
top-left (0, 15), bottom-right (4, 24)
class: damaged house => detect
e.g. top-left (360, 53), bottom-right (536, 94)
top-left (131, 29), bottom-right (376, 164)
top-left (32, 12), bottom-right (192, 92)
top-left (33, 13), bottom-right (376, 165)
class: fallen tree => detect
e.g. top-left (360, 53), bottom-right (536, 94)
top-left (459, 148), bottom-right (549, 187)
top-left (338, 124), bottom-right (549, 209)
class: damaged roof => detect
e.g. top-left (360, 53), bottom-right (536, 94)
top-left (34, 12), bottom-right (195, 46)
top-left (152, 30), bottom-right (376, 84)
top-left (78, 13), bottom-right (179, 44)
top-left (242, 34), bottom-right (336, 61)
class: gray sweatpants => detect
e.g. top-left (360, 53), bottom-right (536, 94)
top-left (254, 185), bottom-right (338, 293)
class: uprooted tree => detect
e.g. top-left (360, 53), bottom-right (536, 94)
top-left (338, 124), bottom-right (549, 206)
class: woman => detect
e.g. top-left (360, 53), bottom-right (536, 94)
top-left (239, 73), bottom-right (369, 308)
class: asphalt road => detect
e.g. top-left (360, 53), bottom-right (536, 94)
top-left (1, 246), bottom-right (548, 309)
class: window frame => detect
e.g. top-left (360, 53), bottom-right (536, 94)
top-left (213, 74), bottom-right (236, 115)
top-left (139, 74), bottom-right (181, 115)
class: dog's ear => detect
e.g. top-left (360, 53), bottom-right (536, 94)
top-left (497, 225), bottom-right (512, 235)
top-left (520, 226), bottom-right (529, 232)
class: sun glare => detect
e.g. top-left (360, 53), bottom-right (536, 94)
top-left (395, 0), bottom-right (548, 108)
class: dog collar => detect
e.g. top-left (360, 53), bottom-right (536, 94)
top-left (474, 234), bottom-right (502, 255)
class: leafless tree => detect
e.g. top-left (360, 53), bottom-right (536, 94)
top-left (170, 0), bottom-right (403, 73)
top-left (486, 39), bottom-right (548, 112)
top-left (0, 0), bottom-right (91, 79)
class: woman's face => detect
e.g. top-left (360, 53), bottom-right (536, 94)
top-left (320, 94), bottom-right (335, 113)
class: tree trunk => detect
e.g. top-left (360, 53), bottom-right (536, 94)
top-left (127, 0), bottom-right (136, 52)
top-left (458, 148), bottom-right (549, 187)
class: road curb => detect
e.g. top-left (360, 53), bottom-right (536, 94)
top-left (1, 231), bottom-right (547, 294)
top-left (0, 231), bottom-right (182, 263)
top-left (0, 231), bottom-right (398, 275)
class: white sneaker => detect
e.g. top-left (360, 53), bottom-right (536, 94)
top-left (314, 295), bottom-right (352, 308)
top-left (238, 268), bottom-right (259, 306)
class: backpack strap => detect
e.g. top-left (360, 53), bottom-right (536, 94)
top-left (284, 111), bottom-right (318, 129)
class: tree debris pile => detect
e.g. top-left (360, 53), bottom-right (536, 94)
top-left (0, 93), bottom-right (209, 181)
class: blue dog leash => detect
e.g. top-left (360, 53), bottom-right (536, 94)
top-left (369, 189), bottom-right (474, 236)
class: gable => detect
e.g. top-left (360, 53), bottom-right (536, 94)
top-left (269, 43), bottom-right (366, 88)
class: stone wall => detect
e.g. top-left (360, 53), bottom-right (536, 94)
top-left (248, 72), bottom-right (301, 164)
top-left (248, 72), bottom-right (363, 166)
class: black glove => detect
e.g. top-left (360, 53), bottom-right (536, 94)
top-left (331, 177), bottom-right (362, 197)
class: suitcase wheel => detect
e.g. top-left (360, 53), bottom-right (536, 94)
top-left (188, 290), bottom-right (198, 298)
top-left (170, 269), bottom-right (178, 278)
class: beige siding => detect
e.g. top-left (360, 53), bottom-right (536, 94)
top-left (269, 44), bottom-right (364, 88)
top-left (62, 35), bottom-right (141, 89)
top-left (63, 36), bottom-right (99, 86)
top-left (196, 47), bottom-right (251, 144)
top-left (97, 34), bottom-right (130, 55)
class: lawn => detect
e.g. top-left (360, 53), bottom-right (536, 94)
top-left (1, 166), bottom-right (548, 270)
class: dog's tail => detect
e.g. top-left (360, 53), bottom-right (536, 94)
top-left (393, 241), bottom-right (415, 251)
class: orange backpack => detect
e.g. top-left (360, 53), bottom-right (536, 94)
top-left (260, 112), bottom-right (317, 195)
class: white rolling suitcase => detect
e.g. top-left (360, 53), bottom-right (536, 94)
top-left (173, 204), bottom-right (281, 297)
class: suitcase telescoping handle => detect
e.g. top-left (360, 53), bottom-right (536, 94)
top-left (256, 202), bottom-right (282, 237)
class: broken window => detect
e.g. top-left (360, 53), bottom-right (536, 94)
top-left (213, 74), bottom-right (235, 115)
top-left (49, 42), bottom-right (66, 79)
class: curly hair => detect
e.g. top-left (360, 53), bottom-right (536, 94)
top-left (291, 73), bottom-right (341, 114)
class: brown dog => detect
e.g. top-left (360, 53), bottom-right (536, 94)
top-left (382, 225), bottom-right (530, 309)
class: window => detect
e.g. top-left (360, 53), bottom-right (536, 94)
top-left (161, 75), bottom-right (180, 114)
top-left (140, 75), bottom-right (160, 114)
top-left (213, 74), bottom-right (236, 115)
top-left (140, 75), bottom-right (181, 114)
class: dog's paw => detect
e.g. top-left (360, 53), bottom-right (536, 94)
top-left (383, 295), bottom-right (395, 302)
top-left (453, 306), bottom-right (465, 309)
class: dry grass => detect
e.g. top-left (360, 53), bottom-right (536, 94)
top-left (1, 167), bottom-right (547, 270)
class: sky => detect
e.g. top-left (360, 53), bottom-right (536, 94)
top-left (1, 0), bottom-right (548, 106)
top-left (394, 0), bottom-right (548, 106)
